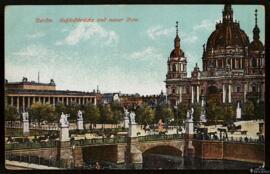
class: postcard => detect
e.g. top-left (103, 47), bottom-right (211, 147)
top-left (4, 4), bottom-right (267, 171)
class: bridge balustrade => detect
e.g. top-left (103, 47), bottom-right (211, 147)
top-left (5, 141), bottom-right (58, 151)
top-left (138, 134), bottom-right (183, 142)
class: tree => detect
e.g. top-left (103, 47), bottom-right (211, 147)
top-left (66, 102), bottom-right (81, 122)
top-left (28, 102), bottom-right (55, 126)
top-left (135, 103), bottom-right (155, 125)
top-left (83, 103), bottom-right (100, 125)
top-left (111, 102), bottom-right (124, 128)
top-left (206, 99), bottom-right (223, 123)
top-left (99, 104), bottom-right (113, 126)
top-left (155, 104), bottom-right (174, 124)
top-left (55, 103), bottom-right (68, 117)
top-left (5, 105), bottom-right (19, 123)
top-left (254, 101), bottom-right (265, 120)
top-left (192, 103), bottom-right (202, 123)
top-left (177, 103), bottom-right (188, 124)
top-left (244, 100), bottom-right (255, 120)
top-left (223, 104), bottom-right (235, 122)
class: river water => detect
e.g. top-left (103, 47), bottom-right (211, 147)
top-left (84, 153), bottom-right (261, 170)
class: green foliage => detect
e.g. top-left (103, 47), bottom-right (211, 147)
top-left (83, 103), bottom-right (100, 124)
top-left (191, 103), bottom-right (202, 122)
top-left (5, 105), bottom-right (19, 122)
top-left (135, 103), bottom-right (155, 125)
top-left (28, 102), bottom-right (56, 126)
top-left (65, 102), bottom-right (81, 121)
top-left (99, 104), bottom-right (113, 124)
top-left (177, 103), bottom-right (188, 124)
top-left (244, 100), bottom-right (255, 120)
top-left (111, 102), bottom-right (124, 125)
top-left (155, 104), bottom-right (174, 123)
top-left (254, 101), bottom-right (265, 119)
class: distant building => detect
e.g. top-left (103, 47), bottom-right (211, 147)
top-left (101, 93), bottom-right (120, 104)
top-left (165, 5), bottom-right (265, 107)
top-left (5, 77), bottom-right (97, 112)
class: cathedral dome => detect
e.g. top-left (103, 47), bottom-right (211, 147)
top-left (206, 5), bottom-right (250, 50)
top-left (206, 22), bottom-right (249, 49)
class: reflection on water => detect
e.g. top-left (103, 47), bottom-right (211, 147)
top-left (143, 154), bottom-right (261, 170)
top-left (84, 154), bottom-right (261, 169)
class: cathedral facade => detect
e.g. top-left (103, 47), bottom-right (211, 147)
top-left (165, 5), bottom-right (265, 107)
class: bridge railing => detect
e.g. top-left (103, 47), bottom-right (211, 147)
top-left (138, 134), bottom-right (183, 142)
top-left (72, 136), bottom-right (127, 146)
top-left (194, 134), bottom-right (265, 144)
top-left (5, 141), bottom-right (58, 151)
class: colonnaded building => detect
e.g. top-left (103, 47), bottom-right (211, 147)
top-left (5, 77), bottom-right (97, 112)
top-left (165, 5), bottom-right (265, 106)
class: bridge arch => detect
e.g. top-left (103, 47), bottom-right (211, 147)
top-left (142, 145), bottom-right (182, 156)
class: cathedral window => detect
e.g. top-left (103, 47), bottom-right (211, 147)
top-left (173, 64), bottom-right (176, 72)
top-left (252, 58), bottom-right (257, 67)
top-left (237, 87), bottom-right (241, 93)
top-left (172, 88), bottom-right (176, 94)
top-left (186, 87), bottom-right (189, 94)
top-left (252, 86), bottom-right (256, 92)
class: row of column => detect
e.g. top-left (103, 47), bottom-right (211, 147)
top-left (222, 84), bottom-right (232, 103)
top-left (8, 96), bottom-right (97, 112)
top-left (191, 85), bottom-right (200, 103)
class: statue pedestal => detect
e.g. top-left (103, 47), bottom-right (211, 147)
top-left (236, 108), bottom-right (241, 120)
top-left (57, 141), bottom-right (73, 168)
top-left (77, 120), bottom-right (84, 130)
top-left (60, 127), bottom-right (70, 142)
top-left (23, 121), bottom-right (29, 136)
top-left (185, 120), bottom-right (194, 135)
top-left (128, 123), bottom-right (138, 138)
top-left (184, 119), bottom-right (194, 157)
top-left (124, 117), bottom-right (129, 129)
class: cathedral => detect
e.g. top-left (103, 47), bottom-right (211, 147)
top-left (165, 5), bottom-right (265, 107)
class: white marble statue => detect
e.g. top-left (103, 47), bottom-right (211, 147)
top-left (200, 109), bottom-right (207, 123)
top-left (60, 112), bottom-right (70, 128)
top-left (77, 110), bottom-right (84, 130)
top-left (77, 110), bottom-right (83, 121)
top-left (123, 108), bottom-right (130, 128)
top-left (22, 112), bottom-right (29, 121)
top-left (186, 110), bottom-right (190, 119)
top-left (129, 111), bottom-right (136, 124)
top-left (22, 112), bottom-right (29, 136)
top-left (236, 102), bottom-right (242, 119)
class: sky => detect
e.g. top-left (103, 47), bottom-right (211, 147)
top-left (5, 5), bottom-right (265, 95)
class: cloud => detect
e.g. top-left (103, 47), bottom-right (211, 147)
top-left (129, 47), bottom-right (163, 61)
top-left (180, 32), bottom-right (198, 44)
top-left (193, 20), bottom-right (214, 31)
top-left (26, 32), bottom-right (45, 39)
top-left (147, 25), bottom-right (174, 40)
top-left (55, 23), bottom-right (119, 46)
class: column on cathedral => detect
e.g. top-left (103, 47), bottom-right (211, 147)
top-left (228, 84), bottom-right (232, 103)
top-left (22, 96), bottom-right (25, 111)
top-left (11, 96), bottom-right (14, 106)
top-left (196, 85), bottom-right (200, 103)
top-left (17, 97), bottom-right (19, 111)
top-left (222, 84), bottom-right (226, 103)
top-left (244, 83), bottom-right (247, 102)
top-left (82, 97), bottom-right (85, 105)
top-left (28, 97), bottom-right (30, 108)
top-left (38, 97), bottom-right (41, 102)
top-left (261, 83), bottom-right (265, 101)
top-left (53, 97), bottom-right (55, 106)
top-left (94, 97), bottom-right (97, 105)
top-left (191, 86), bottom-right (194, 103)
top-left (179, 86), bottom-right (182, 103)
top-left (66, 97), bottom-right (69, 105)
top-left (33, 97), bottom-right (36, 103)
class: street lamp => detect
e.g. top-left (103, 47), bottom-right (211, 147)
top-left (72, 144), bottom-right (76, 168)
top-left (174, 100), bottom-right (179, 134)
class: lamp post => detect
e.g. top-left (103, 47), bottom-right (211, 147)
top-left (174, 100), bottom-right (179, 134)
top-left (72, 144), bottom-right (76, 168)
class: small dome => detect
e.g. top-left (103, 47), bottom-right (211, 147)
top-left (249, 40), bottom-right (264, 51)
top-left (206, 22), bottom-right (249, 49)
top-left (170, 48), bottom-right (185, 58)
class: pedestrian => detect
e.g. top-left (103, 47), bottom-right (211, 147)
top-left (95, 161), bottom-right (101, 170)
